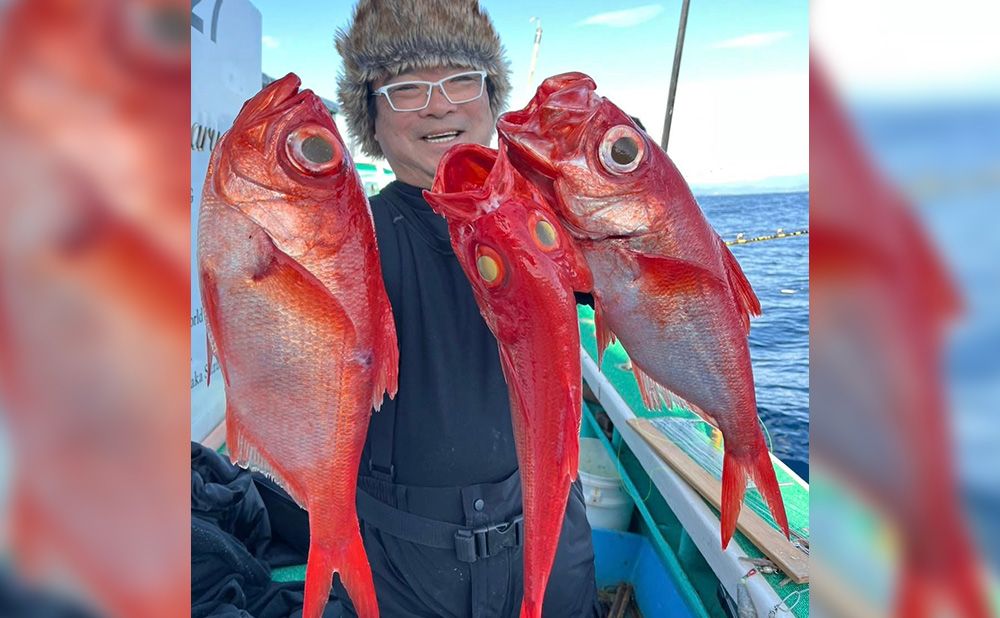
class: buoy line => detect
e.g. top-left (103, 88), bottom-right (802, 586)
top-left (725, 229), bottom-right (808, 246)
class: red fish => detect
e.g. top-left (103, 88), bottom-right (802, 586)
top-left (197, 73), bottom-right (398, 618)
top-left (810, 59), bottom-right (991, 618)
top-left (423, 143), bottom-right (593, 618)
top-left (497, 72), bottom-right (789, 548)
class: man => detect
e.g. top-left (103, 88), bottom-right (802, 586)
top-left (338, 2), bottom-right (603, 616)
top-left (260, 1), bottom-right (601, 616)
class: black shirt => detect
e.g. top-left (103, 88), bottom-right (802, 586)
top-left (364, 181), bottom-right (518, 487)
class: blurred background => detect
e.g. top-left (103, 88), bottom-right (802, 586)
top-left (811, 0), bottom-right (999, 615)
top-left (0, 0), bottom-right (189, 615)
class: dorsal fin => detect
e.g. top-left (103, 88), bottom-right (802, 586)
top-left (717, 236), bottom-right (761, 335)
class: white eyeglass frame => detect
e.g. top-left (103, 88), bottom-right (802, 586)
top-left (372, 70), bottom-right (488, 112)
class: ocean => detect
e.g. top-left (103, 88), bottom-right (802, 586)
top-left (697, 191), bottom-right (810, 481)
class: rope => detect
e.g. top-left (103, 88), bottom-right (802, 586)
top-left (760, 417), bottom-right (774, 453)
top-left (768, 587), bottom-right (807, 617)
top-left (615, 433), bottom-right (654, 502)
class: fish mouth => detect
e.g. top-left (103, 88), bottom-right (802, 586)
top-left (498, 75), bottom-right (601, 179)
top-left (266, 73), bottom-right (302, 106)
top-left (433, 143), bottom-right (496, 194)
top-left (500, 131), bottom-right (558, 178)
top-left (243, 73), bottom-right (326, 124)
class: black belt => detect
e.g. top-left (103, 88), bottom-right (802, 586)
top-left (356, 487), bottom-right (523, 563)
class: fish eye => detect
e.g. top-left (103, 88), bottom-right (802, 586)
top-left (475, 246), bottom-right (506, 287)
top-left (301, 135), bottom-right (334, 163)
top-left (530, 214), bottom-right (559, 250)
top-left (286, 124), bottom-right (342, 175)
top-left (611, 137), bottom-right (638, 165)
top-left (599, 125), bottom-right (645, 174)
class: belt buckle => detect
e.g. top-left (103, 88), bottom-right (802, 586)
top-left (455, 529), bottom-right (477, 563)
top-left (454, 514), bottom-right (525, 563)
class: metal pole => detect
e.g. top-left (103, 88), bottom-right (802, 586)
top-left (660, 0), bottom-right (691, 151)
top-left (528, 18), bottom-right (543, 87)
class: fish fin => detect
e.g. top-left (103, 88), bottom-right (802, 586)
top-left (631, 247), bottom-right (757, 334)
top-left (717, 236), bottom-right (762, 335)
top-left (497, 345), bottom-right (513, 387)
top-left (631, 252), bottom-right (730, 297)
top-left (198, 267), bottom-right (228, 388)
top-left (720, 441), bottom-right (790, 548)
top-left (631, 361), bottom-right (666, 411)
top-left (205, 330), bottom-right (214, 388)
top-left (629, 359), bottom-right (717, 427)
top-left (497, 345), bottom-right (534, 434)
top-left (226, 409), bottom-right (308, 508)
top-left (593, 297), bottom-right (617, 368)
top-left (371, 301), bottom-right (399, 411)
top-left (566, 397), bottom-right (582, 483)
top-left (304, 525), bottom-right (377, 618)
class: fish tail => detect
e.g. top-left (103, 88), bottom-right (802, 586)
top-left (721, 442), bottom-right (790, 548)
top-left (895, 535), bottom-right (992, 618)
top-left (303, 527), bottom-right (379, 618)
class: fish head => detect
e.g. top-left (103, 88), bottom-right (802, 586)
top-left (210, 73), bottom-right (357, 256)
top-left (425, 143), bottom-right (592, 341)
top-left (498, 72), bottom-right (684, 241)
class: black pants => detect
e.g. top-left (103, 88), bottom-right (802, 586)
top-left (257, 472), bottom-right (600, 618)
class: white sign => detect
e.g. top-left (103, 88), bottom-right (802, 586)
top-left (191, 0), bottom-right (262, 442)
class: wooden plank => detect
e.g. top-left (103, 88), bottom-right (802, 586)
top-left (629, 418), bottom-right (809, 584)
top-left (201, 417), bottom-right (227, 451)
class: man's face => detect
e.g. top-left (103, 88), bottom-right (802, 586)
top-left (373, 65), bottom-right (495, 189)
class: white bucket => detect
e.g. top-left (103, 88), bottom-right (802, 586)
top-left (578, 437), bottom-right (634, 531)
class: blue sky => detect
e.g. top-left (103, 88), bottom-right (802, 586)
top-left (251, 0), bottom-right (808, 189)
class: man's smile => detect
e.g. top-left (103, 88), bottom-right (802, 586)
top-left (422, 130), bottom-right (463, 144)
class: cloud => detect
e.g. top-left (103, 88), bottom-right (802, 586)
top-left (711, 31), bottom-right (790, 49)
top-left (577, 4), bottom-right (664, 28)
top-left (261, 35), bottom-right (280, 49)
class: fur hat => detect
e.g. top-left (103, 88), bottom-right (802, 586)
top-left (335, 0), bottom-right (511, 159)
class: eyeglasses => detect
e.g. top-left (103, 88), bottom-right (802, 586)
top-left (372, 70), bottom-right (487, 112)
